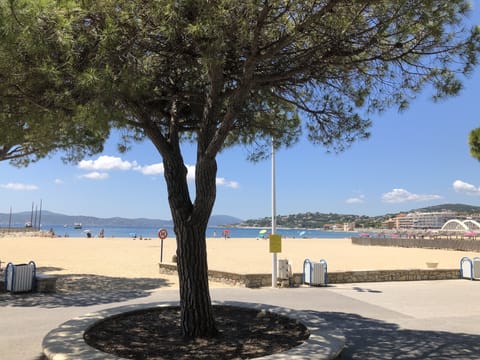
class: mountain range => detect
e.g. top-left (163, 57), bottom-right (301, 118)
top-left (1, 203), bottom-right (479, 229)
top-left (0, 210), bottom-right (243, 228)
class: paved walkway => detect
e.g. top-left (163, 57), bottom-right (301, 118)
top-left (1, 279), bottom-right (480, 359)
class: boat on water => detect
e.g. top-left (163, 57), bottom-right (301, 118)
top-left (25, 221), bottom-right (32, 228)
top-left (73, 223), bottom-right (82, 229)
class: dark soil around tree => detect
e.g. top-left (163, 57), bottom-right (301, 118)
top-left (84, 305), bottom-right (310, 359)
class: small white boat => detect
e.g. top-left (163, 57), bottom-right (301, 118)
top-left (73, 223), bottom-right (82, 229)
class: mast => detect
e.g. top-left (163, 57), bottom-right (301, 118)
top-left (38, 199), bottom-right (43, 230)
top-left (33, 204), bottom-right (38, 230)
top-left (8, 206), bottom-right (12, 231)
top-left (30, 202), bottom-right (34, 225)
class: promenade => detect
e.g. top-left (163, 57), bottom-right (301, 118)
top-left (1, 234), bottom-right (480, 358)
top-left (1, 280), bottom-right (480, 359)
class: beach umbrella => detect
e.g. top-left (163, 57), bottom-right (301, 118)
top-left (222, 229), bottom-right (231, 238)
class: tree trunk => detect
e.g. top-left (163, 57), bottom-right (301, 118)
top-left (175, 220), bottom-right (218, 338)
top-left (163, 151), bottom-right (218, 338)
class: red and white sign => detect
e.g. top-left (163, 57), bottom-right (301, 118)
top-left (158, 228), bottom-right (168, 239)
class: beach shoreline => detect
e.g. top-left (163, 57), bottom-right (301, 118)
top-left (1, 233), bottom-right (479, 289)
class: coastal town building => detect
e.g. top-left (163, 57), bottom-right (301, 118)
top-left (387, 211), bottom-right (457, 230)
top-left (383, 214), bottom-right (406, 229)
top-left (323, 223), bottom-right (354, 231)
top-left (343, 222), bottom-right (355, 231)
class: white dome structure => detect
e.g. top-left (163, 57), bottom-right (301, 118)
top-left (441, 219), bottom-right (480, 232)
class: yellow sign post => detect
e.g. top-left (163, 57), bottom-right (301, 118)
top-left (269, 234), bottom-right (282, 253)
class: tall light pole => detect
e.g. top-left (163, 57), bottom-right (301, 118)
top-left (271, 138), bottom-right (277, 287)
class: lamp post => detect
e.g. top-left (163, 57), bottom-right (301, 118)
top-left (271, 138), bottom-right (277, 288)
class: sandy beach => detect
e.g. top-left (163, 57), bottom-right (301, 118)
top-left (1, 232), bottom-right (479, 289)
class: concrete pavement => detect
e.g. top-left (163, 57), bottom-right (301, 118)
top-left (1, 279), bottom-right (480, 359)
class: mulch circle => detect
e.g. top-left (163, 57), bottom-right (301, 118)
top-left (84, 305), bottom-right (310, 359)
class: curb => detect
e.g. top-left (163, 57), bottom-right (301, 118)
top-left (42, 301), bottom-right (344, 360)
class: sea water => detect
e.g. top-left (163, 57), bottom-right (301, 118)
top-left (39, 225), bottom-right (357, 239)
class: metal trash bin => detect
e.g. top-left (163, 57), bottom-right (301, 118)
top-left (474, 257), bottom-right (480, 279)
top-left (460, 257), bottom-right (473, 280)
top-left (303, 258), bottom-right (328, 286)
top-left (5, 261), bottom-right (36, 293)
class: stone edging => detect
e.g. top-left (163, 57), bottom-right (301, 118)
top-left (327, 269), bottom-right (459, 283)
top-left (159, 263), bottom-right (460, 288)
top-left (352, 236), bottom-right (480, 252)
top-left (42, 301), bottom-right (345, 360)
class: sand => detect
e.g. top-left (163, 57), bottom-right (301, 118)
top-left (1, 232), bottom-right (478, 288)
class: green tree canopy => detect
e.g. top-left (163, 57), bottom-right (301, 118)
top-left (469, 127), bottom-right (480, 160)
top-left (0, 0), bottom-right (110, 164)
top-left (2, 0), bottom-right (479, 338)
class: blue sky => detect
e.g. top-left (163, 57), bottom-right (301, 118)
top-left (2, 4), bottom-right (480, 221)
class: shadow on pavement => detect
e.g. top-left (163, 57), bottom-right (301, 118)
top-left (0, 273), bottom-right (174, 308)
top-left (316, 311), bottom-right (480, 359)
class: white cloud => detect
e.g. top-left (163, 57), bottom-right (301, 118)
top-left (381, 188), bottom-right (442, 203)
top-left (186, 165), bottom-right (196, 181)
top-left (54, 178), bottom-right (64, 185)
top-left (452, 180), bottom-right (480, 195)
top-left (79, 172), bottom-right (109, 180)
top-left (78, 155), bottom-right (136, 171)
top-left (135, 162), bottom-right (239, 188)
top-left (77, 156), bottom-right (240, 188)
top-left (133, 163), bottom-right (195, 178)
top-left (134, 163), bottom-right (164, 175)
top-left (346, 195), bottom-right (365, 204)
top-left (182, 165), bottom-right (238, 187)
top-left (133, 163), bottom-right (195, 180)
top-left (216, 177), bottom-right (240, 189)
top-left (0, 182), bottom-right (38, 191)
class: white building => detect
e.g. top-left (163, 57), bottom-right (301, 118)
top-left (343, 222), bottom-right (355, 231)
top-left (396, 211), bottom-right (456, 229)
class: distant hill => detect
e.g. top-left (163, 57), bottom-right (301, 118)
top-left (3, 203), bottom-right (478, 229)
top-left (0, 210), bottom-right (243, 228)
top-left (236, 203), bottom-right (480, 229)
top-left (410, 203), bottom-right (480, 214)
top-left (208, 215), bottom-right (243, 226)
